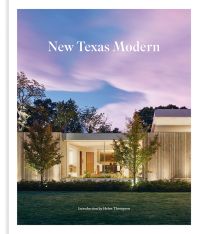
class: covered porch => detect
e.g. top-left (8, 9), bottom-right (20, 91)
top-left (63, 133), bottom-right (129, 178)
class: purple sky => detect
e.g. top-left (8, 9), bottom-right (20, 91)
top-left (18, 9), bottom-right (191, 130)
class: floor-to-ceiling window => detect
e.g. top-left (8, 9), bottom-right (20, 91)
top-left (97, 150), bottom-right (120, 174)
top-left (68, 148), bottom-right (78, 177)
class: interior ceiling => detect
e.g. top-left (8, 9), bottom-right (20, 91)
top-left (69, 140), bottom-right (113, 148)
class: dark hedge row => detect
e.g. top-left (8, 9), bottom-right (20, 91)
top-left (134, 180), bottom-right (191, 192)
top-left (17, 180), bottom-right (130, 191)
top-left (17, 180), bottom-right (191, 192)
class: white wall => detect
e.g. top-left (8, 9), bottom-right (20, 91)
top-left (152, 117), bottom-right (191, 132)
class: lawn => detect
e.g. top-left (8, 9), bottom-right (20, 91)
top-left (18, 191), bottom-right (191, 225)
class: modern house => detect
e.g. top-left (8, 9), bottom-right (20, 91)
top-left (17, 109), bottom-right (191, 182)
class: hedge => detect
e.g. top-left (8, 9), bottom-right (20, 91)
top-left (132, 180), bottom-right (191, 192)
top-left (17, 179), bottom-right (191, 192)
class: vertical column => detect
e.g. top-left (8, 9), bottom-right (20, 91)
top-left (60, 135), bottom-right (67, 179)
top-left (17, 132), bottom-right (23, 181)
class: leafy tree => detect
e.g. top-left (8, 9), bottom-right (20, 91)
top-left (113, 112), bottom-right (160, 185)
top-left (27, 98), bottom-right (56, 127)
top-left (17, 72), bottom-right (45, 131)
top-left (23, 123), bottom-right (62, 184)
top-left (112, 128), bottom-right (121, 133)
top-left (138, 107), bottom-right (154, 132)
top-left (17, 71), bottom-right (45, 108)
top-left (98, 122), bottom-right (112, 133)
top-left (161, 104), bottom-right (178, 109)
top-left (80, 107), bottom-right (111, 133)
top-left (53, 99), bottom-right (82, 133)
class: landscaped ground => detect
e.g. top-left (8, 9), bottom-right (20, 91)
top-left (18, 192), bottom-right (191, 225)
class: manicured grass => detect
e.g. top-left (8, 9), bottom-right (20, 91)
top-left (18, 191), bottom-right (191, 225)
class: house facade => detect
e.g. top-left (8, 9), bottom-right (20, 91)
top-left (17, 109), bottom-right (191, 182)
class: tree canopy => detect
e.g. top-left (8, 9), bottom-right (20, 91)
top-left (80, 107), bottom-right (111, 133)
top-left (53, 99), bottom-right (82, 133)
top-left (17, 72), bottom-right (46, 130)
top-left (27, 98), bottom-right (56, 128)
top-left (17, 72), bottom-right (114, 133)
top-left (17, 71), bottom-right (45, 108)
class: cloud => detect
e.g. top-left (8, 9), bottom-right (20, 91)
top-left (98, 98), bottom-right (148, 131)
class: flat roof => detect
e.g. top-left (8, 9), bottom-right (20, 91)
top-left (154, 109), bottom-right (191, 117)
top-left (62, 133), bottom-right (125, 141)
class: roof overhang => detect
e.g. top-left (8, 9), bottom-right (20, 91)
top-left (62, 133), bottom-right (125, 141)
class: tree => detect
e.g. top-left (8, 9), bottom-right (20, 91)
top-left (113, 112), bottom-right (160, 185)
top-left (53, 99), bottom-right (82, 133)
top-left (27, 98), bottom-right (56, 127)
top-left (112, 128), bottom-right (121, 133)
top-left (138, 107), bottom-right (154, 132)
top-left (98, 122), bottom-right (112, 133)
top-left (17, 72), bottom-right (45, 131)
top-left (80, 107), bottom-right (111, 133)
top-left (17, 71), bottom-right (45, 108)
top-left (23, 123), bottom-right (62, 184)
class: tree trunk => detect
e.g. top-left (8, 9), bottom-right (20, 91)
top-left (133, 171), bottom-right (136, 185)
top-left (133, 151), bottom-right (136, 185)
top-left (41, 171), bottom-right (44, 186)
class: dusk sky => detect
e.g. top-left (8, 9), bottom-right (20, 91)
top-left (18, 10), bottom-right (191, 130)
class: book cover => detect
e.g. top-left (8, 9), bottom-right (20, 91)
top-left (9, 1), bottom-right (192, 232)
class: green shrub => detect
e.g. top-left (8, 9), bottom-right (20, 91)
top-left (90, 174), bottom-right (111, 178)
top-left (17, 180), bottom-right (131, 192)
top-left (83, 171), bottom-right (91, 178)
top-left (17, 179), bottom-right (191, 192)
top-left (132, 180), bottom-right (191, 192)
